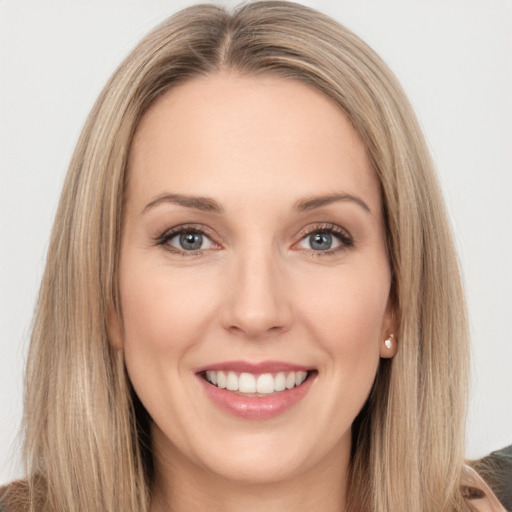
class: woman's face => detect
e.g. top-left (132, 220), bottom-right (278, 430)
top-left (111, 73), bottom-right (395, 486)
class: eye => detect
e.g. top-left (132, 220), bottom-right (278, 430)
top-left (302, 232), bottom-right (339, 251)
top-left (298, 231), bottom-right (341, 251)
top-left (296, 224), bottom-right (353, 254)
top-left (169, 232), bottom-right (213, 251)
top-left (157, 226), bottom-right (217, 254)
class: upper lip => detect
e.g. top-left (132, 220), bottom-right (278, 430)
top-left (195, 360), bottom-right (314, 374)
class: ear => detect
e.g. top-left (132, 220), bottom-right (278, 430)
top-left (106, 306), bottom-right (124, 351)
top-left (379, 298), bottom-right (398, 358)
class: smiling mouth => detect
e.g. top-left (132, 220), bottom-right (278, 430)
top-left (201, 370), bottom-right (314, 396)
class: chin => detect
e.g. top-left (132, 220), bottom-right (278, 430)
top-left (169, 422), bottom-right (351, 487)
top-left (198, 446), bottom-right (317, 485)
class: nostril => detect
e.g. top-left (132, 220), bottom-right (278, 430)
top-left (221, 269), bottom-right (293, 338)
top-left (226, 323), bottom-right (288, 339)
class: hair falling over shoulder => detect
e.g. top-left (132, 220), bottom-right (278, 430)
top-left (16, 2), bottom-right (469, 511)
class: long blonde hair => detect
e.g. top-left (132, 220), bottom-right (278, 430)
top-left (19, 2), bottom-right (469, 511)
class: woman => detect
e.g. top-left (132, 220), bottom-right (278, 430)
top-left (0, 2), bottom-right (507, 511)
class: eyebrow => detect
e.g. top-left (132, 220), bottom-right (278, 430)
top-left (142, 192), bottom-right (372, 216)
top-left (142, 193), bottom-right (224, 214)
top-left (293, 193), bottom-right (372, 215)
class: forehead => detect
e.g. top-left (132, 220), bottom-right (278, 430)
top-left (127, 72), bottom-right (380, 213)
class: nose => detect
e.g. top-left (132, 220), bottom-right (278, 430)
top-left (222, 249), bottom-right (292, 339)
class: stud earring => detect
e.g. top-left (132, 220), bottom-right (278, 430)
top-left (384, 334), bottom-right (394, 350)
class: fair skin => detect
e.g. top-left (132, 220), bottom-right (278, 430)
top-left (109, 73), bottom-right (396, 512)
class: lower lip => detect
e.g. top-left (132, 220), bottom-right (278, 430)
top-left (199, 373), bottom-right (316, 420)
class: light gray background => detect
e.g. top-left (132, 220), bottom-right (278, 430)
top-left (1, 0), bottom-right (511, 484)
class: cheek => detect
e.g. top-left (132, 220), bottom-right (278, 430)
top-left (117, 261), bottom-right (223, 411)
top-left (117, 260), bottom-right (223, 430)
top-left (297, 261), bottom-right (390, 387)
top-left (301, 265), bottom-right (390, 342)
top-left (119, 261), bottom-right (217, 353)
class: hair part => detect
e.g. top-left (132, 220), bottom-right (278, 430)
top-left (21, 3), bottom-right (469, 511)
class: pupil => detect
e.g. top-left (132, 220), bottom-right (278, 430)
top-left (180, 233), bottom-right (202, 250)
top-left (311, 232), bottom-right (332, 250)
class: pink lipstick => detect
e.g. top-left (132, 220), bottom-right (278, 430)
top-left (196, 360), bottom-right (317, 420)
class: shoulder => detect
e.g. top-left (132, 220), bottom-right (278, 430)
top-left (462, 445), bottom-right (512, 512)
top-left (462, 465), bottom-right (506, 511)
top-left (0, 480), bottom-right (30, 512)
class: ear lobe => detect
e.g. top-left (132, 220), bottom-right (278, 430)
top-left (106, 307), bottom-right (124, 350)
top-left (380, 333), bottom-right (397, 358)
top-left (379, 299), bottom-right (398, 358)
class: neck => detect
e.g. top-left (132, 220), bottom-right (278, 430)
top-left (150, 434), bottom-right (349, 512)
top-left (152, 465), bottom-right (347, 512)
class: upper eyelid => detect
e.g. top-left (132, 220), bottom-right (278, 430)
top-left (159, 223), bottom-right (216, 239)
top-left (155, 222), bottom-right (353, 248)
top-left (295, 222), bottom-right (352, 239)
top-left (156, 225), bottom-right (221, 256)
top-left (156, 224), bottom-right (220, 248)
top-left (292, 223), bottom-right (355, 251)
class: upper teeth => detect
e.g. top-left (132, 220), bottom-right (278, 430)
top-left (205, 370), bottom-right (308, 394)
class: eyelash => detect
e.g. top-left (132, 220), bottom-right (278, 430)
top-left (297, 223), bottom-right (354, 256)
top-left (155, 222), bottom-right (354, 257)
top-left (156, 224), bottom-right (217, 256)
